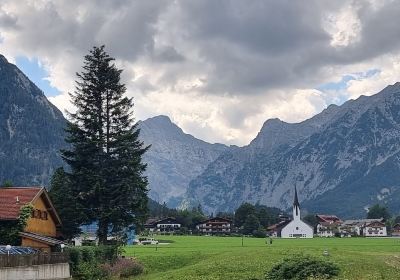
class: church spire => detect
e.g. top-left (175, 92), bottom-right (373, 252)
top-left (294, 186), bottom-right (300, 208)
top-left (293, 186), bottom-right (300, 217)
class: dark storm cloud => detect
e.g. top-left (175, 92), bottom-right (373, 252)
top-left (160, 0), bottom-right (400, 95)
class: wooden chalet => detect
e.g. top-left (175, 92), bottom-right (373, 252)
top-left (364, 220), bottom-right (387, 237)
top-left (316, 214), bottom-right (342, 237)
top-left (145, 217), bottom-right (181, 233)
top-left (0, 187), bottom-right (63, 252)
top-left (196, 217), bottom-right (232, 235)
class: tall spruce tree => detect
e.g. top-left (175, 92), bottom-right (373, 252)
top-left (62, 46), bottom-right (149, 244)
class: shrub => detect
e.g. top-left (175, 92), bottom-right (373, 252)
top-left (266, 255), bottom-right (340, 280)
top-left (74, 261), bottom-right (108, 280)
top-left (252, 227), bottom-right (267, 238)
top-left (101, 257), bottom-right (144, 278)
top-left (67, 245), bottom-right (121, 279)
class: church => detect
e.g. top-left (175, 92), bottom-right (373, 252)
top-left (280, 187), bottom-right (314, 238)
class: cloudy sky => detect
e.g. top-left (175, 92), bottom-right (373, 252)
top-left (1, 0), bottom-right (400, 145)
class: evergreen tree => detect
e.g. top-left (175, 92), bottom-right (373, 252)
top-left (366, 204), bottom-right (391, 221)
top-left (62, 46), bottom-right (149, 244)
top-left (49, 167), bottom-right (85, 240)
top-left (234, 203), bottom-right (256, 227)
top-left (242, 214), bottom-right (260, 235)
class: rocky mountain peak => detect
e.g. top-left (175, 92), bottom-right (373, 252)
top-left (0, 54), bottom-right (8, 64)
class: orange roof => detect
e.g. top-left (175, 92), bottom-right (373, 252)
top-left (0, 187), bottom-right (42, 220)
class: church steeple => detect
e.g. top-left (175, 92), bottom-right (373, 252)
top-left (293, 186), bottom-right (300, 219)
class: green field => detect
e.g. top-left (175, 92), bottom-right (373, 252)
top-left (123, 236), bottom-right (400, 280)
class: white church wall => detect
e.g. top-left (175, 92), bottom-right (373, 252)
top-left (281, 220), bottom-right (313, 238)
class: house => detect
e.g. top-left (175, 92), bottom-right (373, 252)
top-left (316, 215), bottom-right (342, 237)
top-left (196, 217), bottom-right (232, 235)
top-left (145, 218), bottom-right (181, 233)
top-left (392, 224), bottom-right (400, 237)
top-left (267, 219), bottom-right (291, 237)
top-left (364, 220), bottom-right (387, 237)
top-left (0, 187), bottom-right (63, 252)
top-left (340, 219), bottom-right (387, 237)
top-left (280, 187), bottom-right (313, 238)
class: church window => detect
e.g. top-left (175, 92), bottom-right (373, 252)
top-left (296, 227), bottom-right (299, 230)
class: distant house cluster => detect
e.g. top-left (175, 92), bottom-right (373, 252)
top-left (267, 187), bottom-right (393, 238)
top-left (316, 216), bottom-right (388, 237)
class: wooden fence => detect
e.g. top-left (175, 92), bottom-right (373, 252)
top-left (0, 252), bottom-right (69, 268)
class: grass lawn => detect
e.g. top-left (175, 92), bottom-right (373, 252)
top-left (123, 236), bottom-right (400, 280)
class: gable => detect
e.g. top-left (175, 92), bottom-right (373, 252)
top-left (366, 221), bottom-right (385, 227)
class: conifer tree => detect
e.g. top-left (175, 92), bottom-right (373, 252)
top-left (62, 46), bottom-right (149, 244)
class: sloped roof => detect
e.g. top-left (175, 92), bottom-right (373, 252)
top-left (20, 232), bottom-right (65, 246)
top-left (197, 217), bottom-right (232, 225)
top-left (267, 220), bottom-right (291, 231)
top-left (0, 187), bottom-right (62, 226)
top-left (0, 187), bottom-right (42, 220)
top-left (316, 214), bottom-right (342, 224)
top-left (342, 218), bottom-right (383, 226)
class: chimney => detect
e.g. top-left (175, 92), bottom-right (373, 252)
top-left (16, 196), bottom-right (20, 203)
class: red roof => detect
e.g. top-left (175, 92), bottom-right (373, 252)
top-left (316, 214), bottom-right (342, 224)
top-left (0, 187), bottom-right (42, 220)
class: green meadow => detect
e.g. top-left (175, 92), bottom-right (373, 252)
top-left (123, 236), bottom-right (400, 280)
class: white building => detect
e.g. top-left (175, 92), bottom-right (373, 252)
top-left (145, 218), bottom-right (181, 233)
top-left (364, 220), bottom-right (387, 237)
top-left (281, 187), bottom-right (313, 238)
top-left (316, 215), bottom-right (342, 237)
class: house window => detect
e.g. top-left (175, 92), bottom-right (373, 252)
top-left (41, 211), bottom-right (48, 220)
top-left (32, 209), bottom-right (42, 219)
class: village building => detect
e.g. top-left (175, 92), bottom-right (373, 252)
top-left (267, 219), bottom-right (290, 237)
top-left (145, 217), bottom-right (181, 233)
top-left (280, 187), bottom-right (313, 238)
top-left (340, 219), bottom-right (387, 237)
top-left (196, 217), bottom-right (232, 235)
top-left (0, 187), bottom-right (63, 252)
top-left (364, 220), bottom-right (387, 237)
top-left (392, 224), bottom-right (400, 237)
top-left (316, 215), bottom-right (342, 237)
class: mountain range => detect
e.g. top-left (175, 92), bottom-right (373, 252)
top-left (185, 84), bottom-right (400, 218)
top-left (1, 54), bottom-right (400, 218)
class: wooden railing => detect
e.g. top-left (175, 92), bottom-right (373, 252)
top-left (0, 252), bottom-right (69, 268)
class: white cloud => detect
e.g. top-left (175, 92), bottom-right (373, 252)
top-left (1, 0), bottom-right (400, 145)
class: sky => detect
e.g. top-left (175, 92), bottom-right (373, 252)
top-left (1, 0), bottom-right (400, 146)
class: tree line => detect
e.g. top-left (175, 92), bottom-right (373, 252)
top-left (148, 200), bottom-right (283, 236)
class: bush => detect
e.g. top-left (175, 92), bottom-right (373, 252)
top-left (74, 261), bottom-right (107, 280)
top-left (102, 258), bottom-right (144, 278)
top-left (67, 245), bottom-right (121, 279)
top-left (252, 227), bottom-right (267, 238)
top-left (266, 255), bottom-right (340, 280)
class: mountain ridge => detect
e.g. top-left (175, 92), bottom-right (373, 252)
top-left (185, 83), bottom-right (400, 218)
